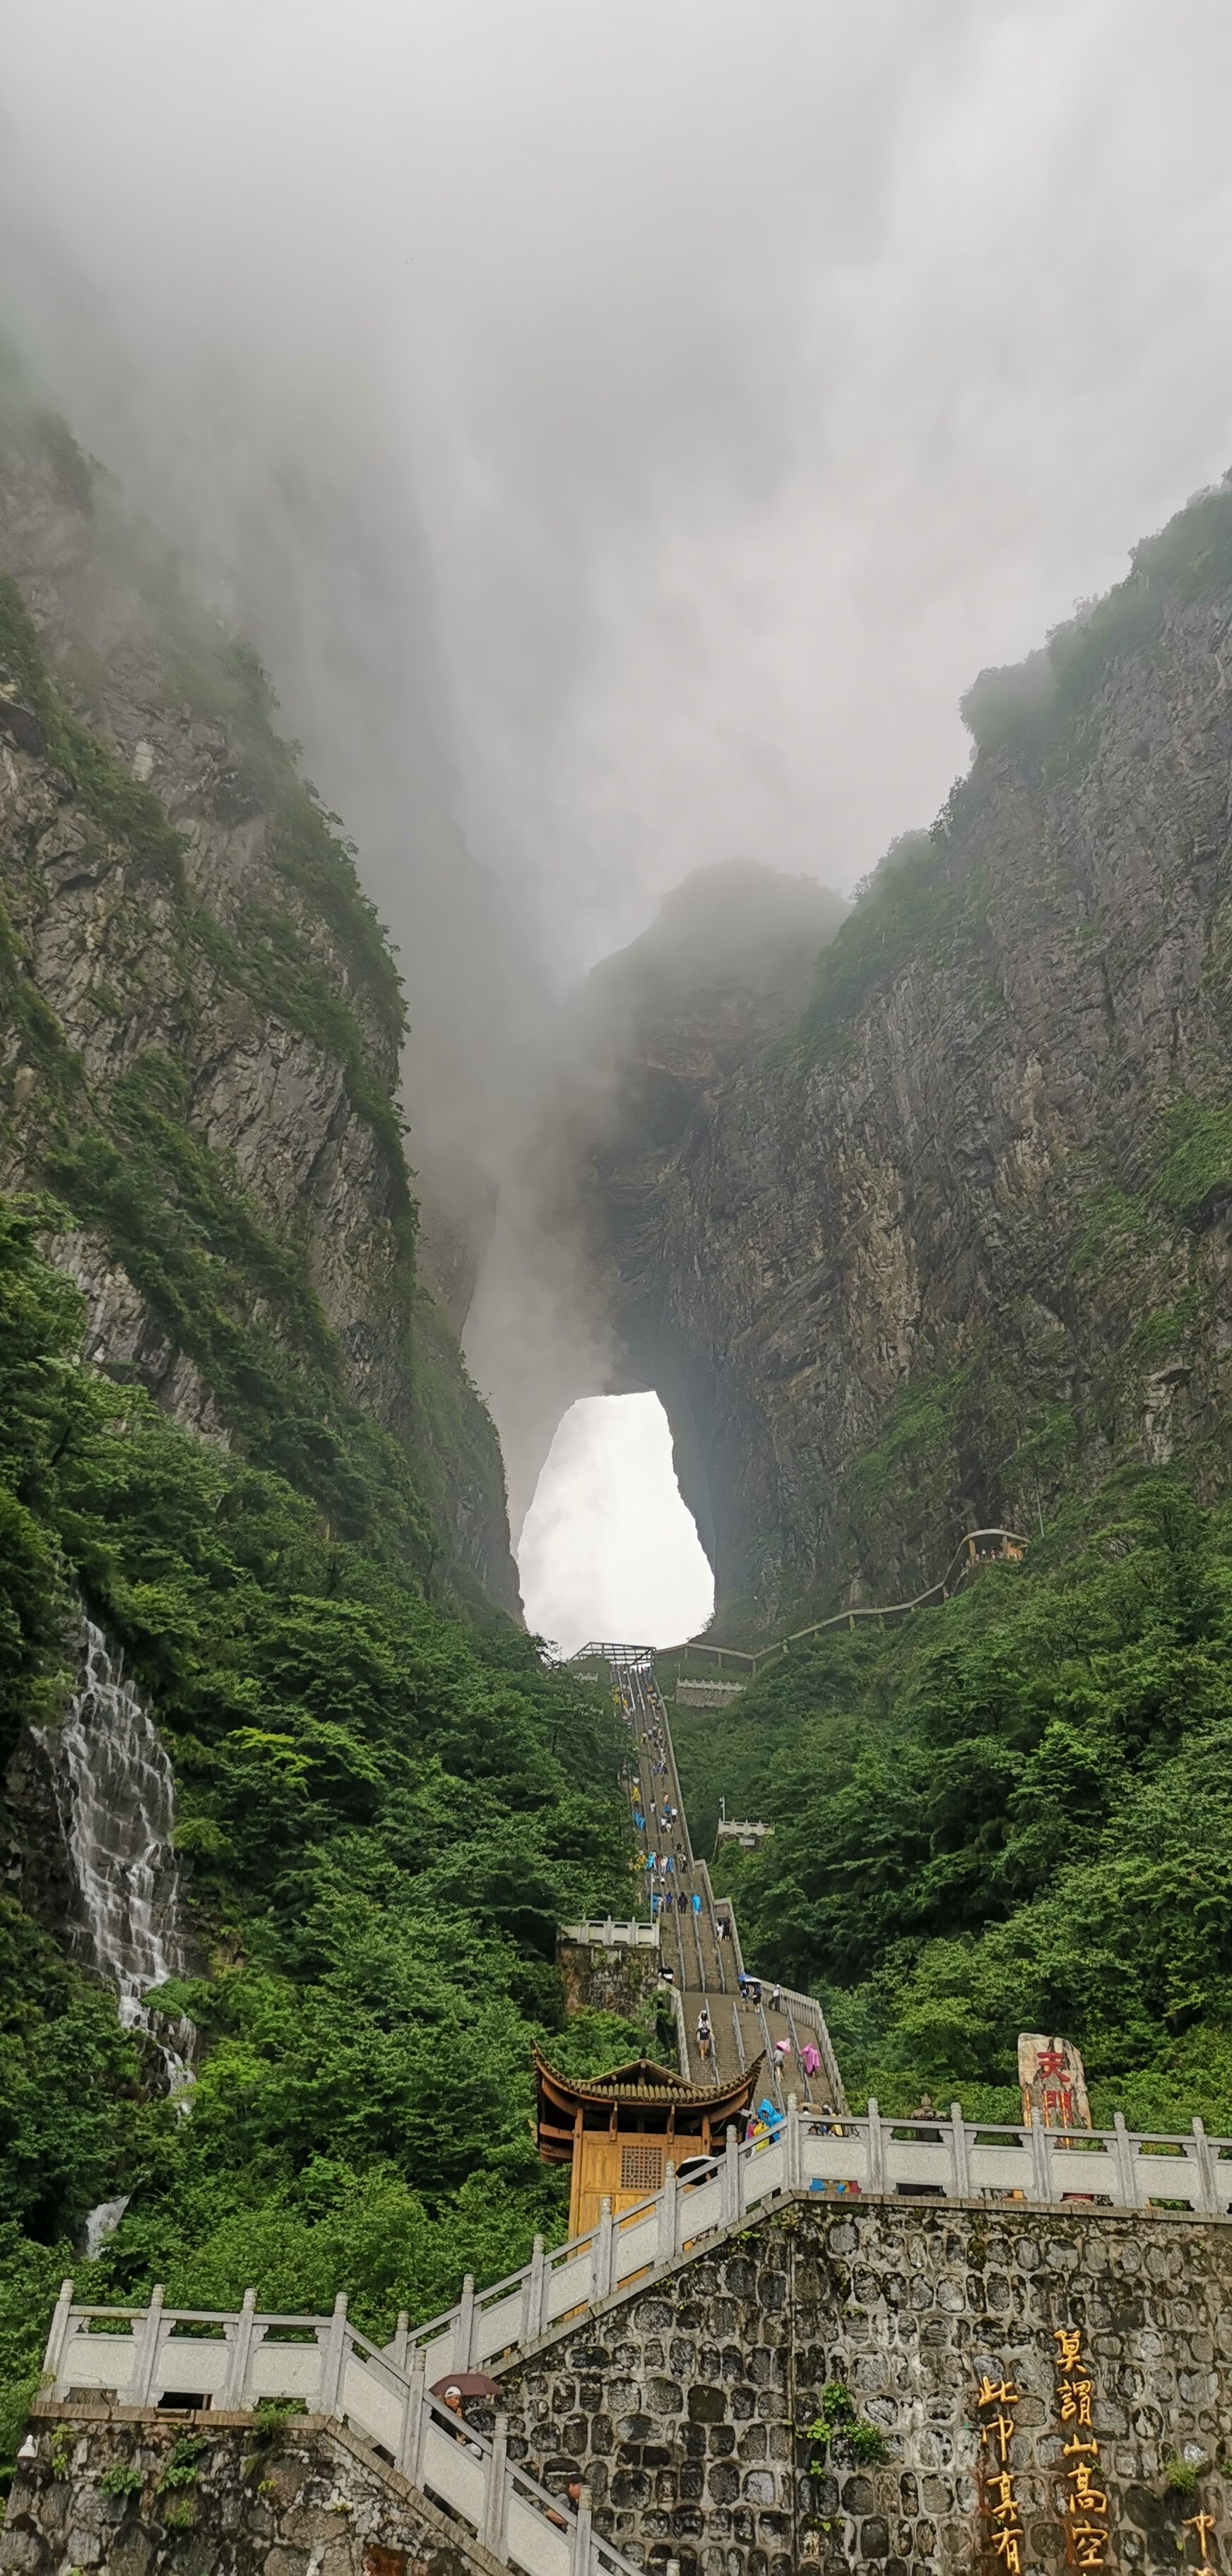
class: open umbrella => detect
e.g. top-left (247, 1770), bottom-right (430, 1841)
top-left (429, 2370), bottom-right (502, 2401)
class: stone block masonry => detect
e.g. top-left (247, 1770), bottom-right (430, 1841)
top-left (494, 2195), bottom-right (1232, 2576)
top-left (1, 2410), bottom-right (504, 2576)
top-left (556, 1931), bottom-right (664, 2026)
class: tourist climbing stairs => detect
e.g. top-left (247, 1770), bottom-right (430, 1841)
top-left (593, 1643), bottom-right (843, 2112)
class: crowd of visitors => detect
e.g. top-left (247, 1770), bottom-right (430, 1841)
top-left (616, 1658), bottom-right (836, 2120)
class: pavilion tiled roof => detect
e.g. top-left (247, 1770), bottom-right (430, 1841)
top-left (533, 2049), bottom-right (761, 2110)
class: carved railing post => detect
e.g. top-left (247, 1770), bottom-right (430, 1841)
top-left (397, 2350), bottom-right (427, 2486)
top-left (43, 2280), bottom-right (75, 2390)
top-left (656, 2163), bottom-right (680, 2266)
top-left (223, 2289), bottom-right (258, 2409)
top-left (318, 2294), bottom-right (348, 2417)
top-left (1192, 2117), bottom-right (1218, 2214)
top-left (521, 2235), bottom-right (546, 2346)
top-left (593, 2200), bottom-right (615, 2301)
top-left (949, 2104), bottom-right (971, 2199)
top-left (131, 2285), bottom-right (165, 2407)
top-left (1110, 2112), bottom-right (1137, 2207)
top-left (482, 2414), bottom-right (509, 2558)
top-left (1028, 2118), bottom-right (1052, 2205)
top-left (785, 2093), bottom-right (802, 2190)
top-left (571, 2481), bottom-right (593, 2576)
top-left (454, 2273), bottom-right (475, 2372)
top-left (721, 2123), bottom-right (739, 2225)
top-left (865, 2102), bottom-right (886, 2196)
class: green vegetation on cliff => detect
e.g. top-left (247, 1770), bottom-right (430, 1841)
top-left (795, 477), bottom-right (1232, 1080)
top-left (0, 559), bottom-right (509, 1608)
top-left (676, 1477), bottom-right (1232, 2130)
top-left (960, 479), bottom-right (1232, 768)
top-left (0, 1198), bottom-right (645, 2453)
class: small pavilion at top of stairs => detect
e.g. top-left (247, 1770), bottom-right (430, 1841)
top-left (534, 2049), bottom-right (760, 2236)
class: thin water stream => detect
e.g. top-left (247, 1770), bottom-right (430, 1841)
top-left (40, 1619), bottom-right (194, 2250)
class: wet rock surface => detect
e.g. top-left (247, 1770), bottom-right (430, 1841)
top-left (0, 397), bottom-right (516, 1611)
top-left (2, 2415), bottom-right (492, 2576)
top-left (592, 588), bottom-right (1232, 1625)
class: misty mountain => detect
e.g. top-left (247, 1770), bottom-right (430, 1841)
top-left (0, 375), bottom-right (518, 1612)
top-left (590, 480), bottom-right (1232, 1629)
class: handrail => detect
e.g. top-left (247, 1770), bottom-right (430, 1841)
top-left (46, 2097), bottom-right (1232, 2527)
top-left (647, 1527), bottom-right (1029, 1677)
top-left (47, 2104), bottom-right (1232, 2457)
top-left (559, 1917), bottom-right (660, 1949)
top-left (42, 2283), bottom-right (641, 2576)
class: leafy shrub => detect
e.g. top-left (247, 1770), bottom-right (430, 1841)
top-left (160, 2497), bottom-right (196, 2529)
top-left (800, 2390), bottom-right (886, 2472)
top-left (848, 2421), bottom-right (889, 2464)
top-left (97, 2461), bottom-right (144, 2496)
top-left (157, 2437), bottom-right (207, 2492)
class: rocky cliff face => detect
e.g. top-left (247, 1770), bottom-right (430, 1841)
top-left (0, 388), bottom-right (518, 1612)
top-left (593, 484), bottom-right (1232, 1631)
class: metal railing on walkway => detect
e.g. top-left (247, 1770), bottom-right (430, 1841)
top-left (662, 1527), bottom-right (1029, 1677)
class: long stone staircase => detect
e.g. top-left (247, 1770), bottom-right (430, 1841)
top-left (574, 1642), bottom-right (843, 2107)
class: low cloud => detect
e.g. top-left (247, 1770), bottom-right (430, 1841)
top-left (4, 0), bottom-right (1232, 1630)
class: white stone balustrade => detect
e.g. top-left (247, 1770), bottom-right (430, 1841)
top-left (47, 2102), bottom-right (1232, 2464)
top-left (42, 2284), bottom-right (636, 2576)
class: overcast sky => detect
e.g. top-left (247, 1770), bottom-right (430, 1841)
top-left (5, 1), bottom-right (1232, 1642)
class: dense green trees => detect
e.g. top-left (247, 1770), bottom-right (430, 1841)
top-left (676, 1479), bottom-right (1232, 2128)
top-left (0, 1197), bottom-right (645, 2448)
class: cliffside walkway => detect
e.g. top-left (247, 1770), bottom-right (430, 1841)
top-left (668, 1525), bottom-right (1028, 1678)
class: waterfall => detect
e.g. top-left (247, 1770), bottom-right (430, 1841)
top-left (43, 1619), bottom-right (194, 2099)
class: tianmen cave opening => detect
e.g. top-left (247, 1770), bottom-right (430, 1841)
top-left (517, 1391), bottom-right (714, 1656)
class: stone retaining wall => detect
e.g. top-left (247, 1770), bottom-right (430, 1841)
top-left (494, 2194), bottom-right (1232, 2576)
top-left (557, 1936), bottom-right (665, 2027)
top-left (1, 2409), bottom-right (497, 2576)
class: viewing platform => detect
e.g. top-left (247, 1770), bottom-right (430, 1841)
top-left (558, 1916), bottom-right (660, 1948)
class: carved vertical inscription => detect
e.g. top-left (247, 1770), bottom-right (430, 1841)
top-left (1053, 2326), bottom-right (1109, 2568)
top-left (1183, 2508), bottom-right (1219, 2576)
top-left (977, 2371), bottom-right (1028, 2572)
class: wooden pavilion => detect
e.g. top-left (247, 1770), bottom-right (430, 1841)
top-left (534, 2049), bottom-right (761, 2238)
